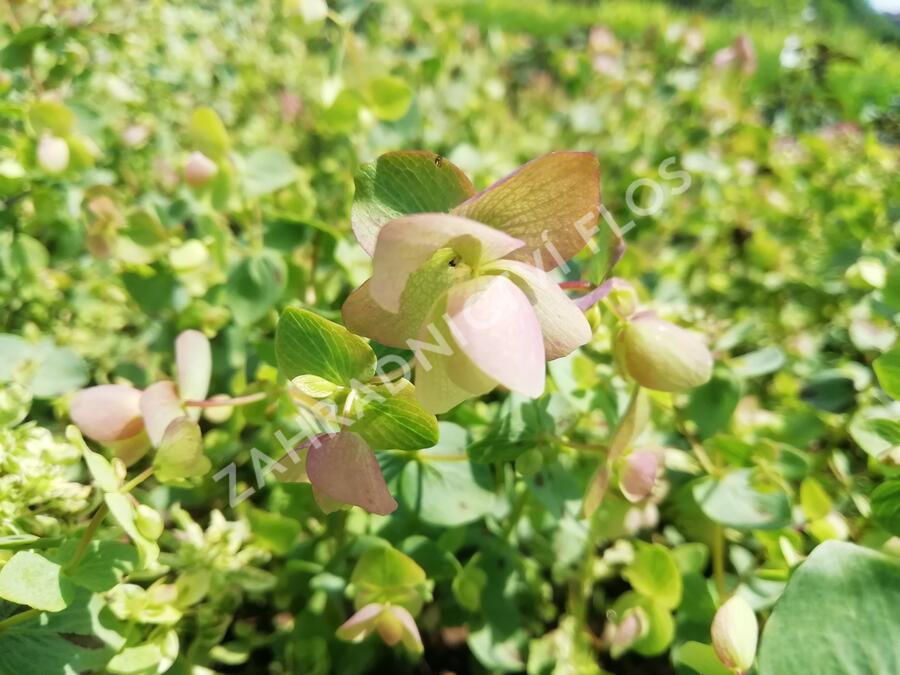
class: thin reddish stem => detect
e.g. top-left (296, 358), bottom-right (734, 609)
top-left (558, 280), bottom-right (592, 290)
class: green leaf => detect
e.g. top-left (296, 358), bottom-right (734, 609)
top-left (351, 150), bottom-right (475, 254)
top-left (469, 393), bottom-right (573, 463)
top-left (60, 540), bottom-right (138, 593)
top-left (246, 508), bottom-right (301, 556)
top-left (398, 422), bottom-right (499, 527)
top-left (730, 346), bottom-right (786, 378)
top-left (685, 373), bottom-right (741, 439)
top-left (319, 89), bottom-right (363, 134)
top-left (0, 588), bottom-right (125, 674)
top-left (152, 417), bottom-right (211, 483)
top-left (189, 106), bottom-right (230, 159)
top-left (104, 493), bottom-right (159, 567)
top-left (225, 251), bottom-right (287, 326)
top-left (291, 374), bottom-right (343, 399)
top-left (28, 100), bottom-right (74, 136)
top-left (0, 334), bottom-right (88, 398)
top-left (366, 76), bottom-right (413, 121)
top-left (871, 480), bottom-right (900, 536)
top-left (849, 407), bottom-right (900, 460)
top-left (276, 307), bottom-right (376, 386)
top-left (0, 551), bottom-right (74, 611)
top-left (30, 344), bottom-right (89, 398)
top-left (674, 641), bottom-right (733, 675)
top-left (350, 380), bottom-right (438, 450)
top-left (0, 535), bottom-right (62, 551)
top-left (399, 536), bottom-right (460, 582)
top-left (800, 371), bottom-right (856, 413)
top-left (242, 148), bottom-right (297, 197)
top-left (612, 592), bottom-right (674, 657)
top-left (693, 470), bottom-right (792, 530)
top-left (75, 432), bottom-right (121, 493)
top-left (107, 644), bottom-right (162, 675)
top-left (622, 542), bottom-right (683, 610)
top-left (799, 477), bottom-right (831, 521)
top-left (758, 541), bottom-right (900, 675)
top-left (452, 558), bottom-right (488, 612)
top-left (874, 346), bottom-right (900, 400)
top-left (351, 545), bottom-right (428, 615)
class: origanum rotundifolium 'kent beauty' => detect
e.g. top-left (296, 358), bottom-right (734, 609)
top-left (343, 151), bottom-right (603, 414)
top-left (264, 150), bottom-right (714, 523)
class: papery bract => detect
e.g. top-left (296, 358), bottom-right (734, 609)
top-left (620, 451), bottom-right (660, 503)
top-left (712, 595), bottom-right (758, 672)
top-left (336, 603), bottom-right (424, 653)
top-left (184, 151), bottom-right (218, 186)
top-left (175, 329), bottom-right (212, 417)
top-left (70, 384), bottom-right (145, 444)
top-left (343, 152), bottom-right (604, 413)
top-left (37, 135), bottom-right (69, 174)
top-left (616, 312), bottom-right (713, 391)
top-left (140, 381), bottom-right (184, 447)
top-left (607, 606), bottom-right (648, 658)
top-left (153, 416), bottom-right (211, 483)
top-left (303, 432), bottom-right (397, 515)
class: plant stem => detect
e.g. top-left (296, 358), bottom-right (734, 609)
top-left (561, 438), bottom-right (608, 453)
top-left (373, 358), bottom-right (416, 383)
top-left (559, 280), bottom-right (592, 290)
top-left (122, 466), bottom-right (155, 494)
top-left (712, 524), bottom-right (727, 600)
top-left (0, 608), bottom-right (39, 634)
top-left (184, 392), bottom-right (267, 408)
top-left (63, 503), bottom-right (109, 574)
top-left (2, 1), bottom-right (21, 32)
top-left (675, 417), bottom-right (718, 476)
top-left (500, 486), bottom-right (528, 540)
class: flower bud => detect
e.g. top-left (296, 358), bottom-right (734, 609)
top-left (134, 503), bottom-right (164, 541)
top-left (607, 606), bottom-right (648, 658)
top-left (616, 312), bottom-right (712, 391)
top-left (37, 136), bottom-right (70, 174)
top-left (122, 124), bottom-right (150, 148)
top-left (515, 448), bottom-right (543, 477)
top-left (711, 595), bottom-right (758, 672)
top-left (336, 603), bottom-right (423, 653)
top-left (184, 151), bottom-right (218, 187)
top-left (620, 451), bottom-right (659, 503)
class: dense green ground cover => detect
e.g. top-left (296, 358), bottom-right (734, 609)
top-left (0, 1), bottom-right (897, 674)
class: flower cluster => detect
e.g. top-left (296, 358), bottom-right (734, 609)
top-left (343, 151), bottom-right (603, 413)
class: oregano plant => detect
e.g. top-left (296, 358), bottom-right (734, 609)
top-left (1, 4), bottom-right (897, 674)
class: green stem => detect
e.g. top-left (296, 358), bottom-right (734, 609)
top-left (63, 503), bottom-right (109, 574)
top-left (675, 417), bottom-right (718, 476)
top-left (122, 466), bottom-right (155, 494)
top-left (373, 358), bottom-right (416, 383)
top-left (712, 524), bottom-right (727, 600)
top-left (183, 392), bottom-right (267, 408)
top-left (0, 608), bottom-right (39, 634)
top-left (571, 385), bottom-right (642, 638)
top-left (560, 438), bottom-right (608, 453)
top-left (500, 486), bottom-right (528, 540)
